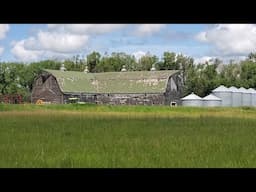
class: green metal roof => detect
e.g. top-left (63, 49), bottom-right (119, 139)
top-left (44, 69), bottom-right (179, 94)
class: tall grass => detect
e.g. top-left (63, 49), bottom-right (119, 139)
top-left (1, 104), bottom-right (256, 167)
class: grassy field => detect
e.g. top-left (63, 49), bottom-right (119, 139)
top-left (1, 104), bottom-right (256, 167)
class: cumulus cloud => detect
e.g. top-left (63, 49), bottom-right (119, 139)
top-left (11, 39), bottom-right (77, 62)
top-left (37, 31), bottom-right (89, 53)
top-left (11, 40), bottom-right (43, 62)
top-left (194, 56), bottom-right (214, 64)
top-left (12, 30), bottom-right (90, 62)
top-left (23, 32), bottom-right (89, 53)
top-left (0, 24), bottom-right (9, 40)
top-left (48, 24), bottom-right (126, 35)
top-left (132, 51), bottom-right (146, 61)
top-left (10, 24), bottom-right (128, 62)
top-left (195, 24), bottom-right (256, 56)
top-left (134, 24), bottom-right (166, 36)
top-left (0, 47), bottom-right (4, 55)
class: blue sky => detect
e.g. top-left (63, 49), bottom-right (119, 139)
top-left (0, 24), bottom-right (256, 63)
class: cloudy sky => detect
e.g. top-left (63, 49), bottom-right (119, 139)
top-left (0, 24), bottom-right (255, 63)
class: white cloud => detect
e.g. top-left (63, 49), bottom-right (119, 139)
top-left (0, 47), bottom-right (4, 55)
top-left (11, 39), bottom-right (77, 62)
top-left (194, 55), bottom-right (249, 65)
top-left (11, 40), bottom-right (43, 62)
top-left (0, 24), bottom-right (9, 40)
top-left (36, 31), bottom-right (89, 53)
top-left (48, 24), bottom-right (126, 35)
top-left (132, 51), bottom-right (146, 61)
top-left (195, 24), bottom-right (256, 56)
top-left (194, 56), bottom-right (214, 64)
top-left (196, 31), bottom-right (208, 42)
top-left (23, 32), bottom-right (89, 53)
top-left (10, 24), bottom-right (127, 62)
top-left (134, 24), bottom-right (166, 36)
top-left (11, 30), bottom-right (90, 62)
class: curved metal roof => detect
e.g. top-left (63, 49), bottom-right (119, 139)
top-left (44, 69), bottom-right (180, 94)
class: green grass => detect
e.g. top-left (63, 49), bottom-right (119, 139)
top-left (1, 104), bottom-right (256, 167)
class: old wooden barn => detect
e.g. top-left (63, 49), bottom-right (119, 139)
top-left (31, 68), bottom-right (183, 105)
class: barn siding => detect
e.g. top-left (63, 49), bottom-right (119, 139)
top-left (31, 74), bottom-right (63, 104)
top-left (63, 93), bottom-right (166, 105)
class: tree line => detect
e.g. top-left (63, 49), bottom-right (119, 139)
top-left (1, 51), bottom-right (256, 102)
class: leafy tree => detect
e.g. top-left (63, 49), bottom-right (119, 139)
top-left (136, 53), bottom-right (158, 71)
top-left (87, 51), bottom-right (101, 73)
top-left (97, 52), bottom-right (137, 72)
top-left (240, 60), bottom-right (256, 88)
top-left (164, 52), bottom-right (178, 70)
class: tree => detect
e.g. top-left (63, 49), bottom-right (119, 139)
top-left (158, 52), bottom-right (178, 70)
top-left (175, 54), bottom-right (194, 84)
top-left (0, 63), bottom-right (24, 95)
top-left (183, 60), bottom-right (220, 97)
top-left (136, 53), bottom-right (158, 71)
top-left (86, 51), bottom-right (101, 73)
top-left (97, 52), bottom-right (137, 72)
top-left (240, 60), bottom-right (256, 88)
top-left (248, 52), bottom-right (256, 62)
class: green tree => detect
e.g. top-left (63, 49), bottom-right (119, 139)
top-left (158, 52), bottom-right (178, 70)
top-left (86, 51), bottom-right (101, 73)
top-left (240, 60), bottom-right (256, 88)
top-left (97, 52), bottom-right (137, 72)
top-left (136, 53), bottom-right (158, 71)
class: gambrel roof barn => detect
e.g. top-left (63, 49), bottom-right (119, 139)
top-left (31, 69), bottom-right (183, 105)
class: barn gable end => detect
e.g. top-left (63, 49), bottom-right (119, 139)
top-left (31, 72), bottom-right (63, 104)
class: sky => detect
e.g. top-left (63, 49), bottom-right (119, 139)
top-left (0, 24), bottom-right (255, 64)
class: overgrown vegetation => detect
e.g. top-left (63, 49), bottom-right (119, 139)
top-left (1, 104), bottom-right (256, 167)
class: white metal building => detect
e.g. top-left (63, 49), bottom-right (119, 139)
top-left (202, 94), bottom-right (221, 107)
top-left (181, 92), bottom-right (203, 107)
top-left (229, 86), bottom-right (242, 107)
top-left (248, 88), bottom-right (256, 107)
top-left (212, 85), bottom-right (232, 107)
top-left (238, 87), bottom-right (251, 106)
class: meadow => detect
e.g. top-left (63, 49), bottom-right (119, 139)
top-left (1, 104), bottom-right (256, 167)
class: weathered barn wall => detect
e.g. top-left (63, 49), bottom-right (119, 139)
top-left (31, 74), bottom-right (63, 104)
top-left (63, 93), bottom-right (166, 105)
top-left (164, 73), bottom-right (183, 105)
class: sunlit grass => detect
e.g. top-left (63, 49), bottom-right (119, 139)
top-left (0, 104), bottom-right (256, 167)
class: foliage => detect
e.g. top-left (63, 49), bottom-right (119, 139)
top-left (87, 51), bottom-right (101, 72)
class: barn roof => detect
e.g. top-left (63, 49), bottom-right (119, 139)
top-left (44, 69), bottom-right (180, 94)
